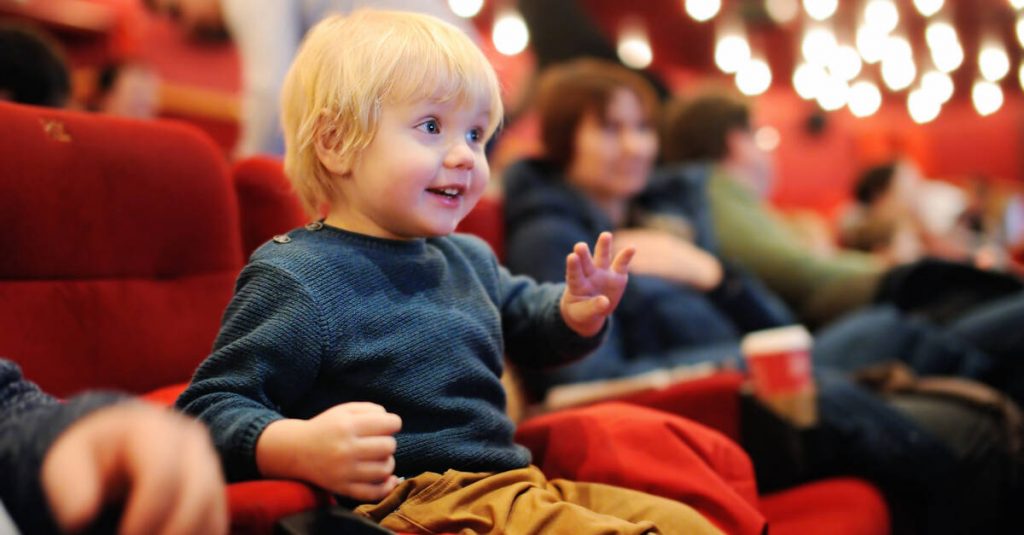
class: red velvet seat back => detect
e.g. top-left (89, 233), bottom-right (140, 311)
top-left (232, 157), bottom-right (308, 259)
top-left (0, 102), bottom-right (243, 397)
top-left (457, 195), bottom-right (505, 262)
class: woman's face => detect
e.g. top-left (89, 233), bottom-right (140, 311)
top-left (565, 88), bottom-right (658, 203)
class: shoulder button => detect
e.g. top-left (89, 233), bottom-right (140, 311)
top-left (272, 234), bottom-right (292, 244)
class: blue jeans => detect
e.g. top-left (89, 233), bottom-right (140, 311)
top-left (814, 293), bottom-right (1024, 405)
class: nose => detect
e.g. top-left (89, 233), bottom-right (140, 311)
top-left (443, 140), bottom-right (475, 170)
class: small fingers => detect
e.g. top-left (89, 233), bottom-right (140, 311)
top-left (565, 252), bottom-right (583, 290)
top-left (353, 436), bottom-right (398, 460)
top-left (351, 412), bottom-right (402, 437)
top-left (336, 402), bottom-right (388, 415)
top-left (610, 246), bottom-right (636, 275)
top-left (587, 295), bottom-right (610, 316)
top-left (593, 232), bottom-right (613, 268)
top-left (573, 242), bottom-right (596, 277)
top-left (349, 457), bottom-right (396, 483)
top-left (567, 295), bottom-right (610, 320)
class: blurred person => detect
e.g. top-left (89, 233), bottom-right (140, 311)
top-left (0, 359), bottom-right (228, 535)
top-left (840, 160), bottom-right (978, 265)
top-left (0, 22), bottom-right (71, 108)
top-left (503, 58), bottom-right (1024, 534)
top-left (661, 91), bottom-right (1023, 328)
top-left (0, 21), bottom-right (159, 118)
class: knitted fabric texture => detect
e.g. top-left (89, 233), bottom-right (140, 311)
top-left (178, 225), bottom-right (603, 482)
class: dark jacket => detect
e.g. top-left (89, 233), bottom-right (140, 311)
top-left (0, 359), bottom-right (122, 535)
top-left (503, 159), bottom-right (793, 400)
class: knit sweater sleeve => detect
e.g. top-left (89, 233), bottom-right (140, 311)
top-left (176, 261), bottom-right (325, 482)
top-left (0, 360), bottom-right (123, 535)
top-left (495, 263), bottom-right (607, 369)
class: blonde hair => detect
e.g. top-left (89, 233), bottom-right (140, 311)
top-left (281, 9), bottom-right (503, 215)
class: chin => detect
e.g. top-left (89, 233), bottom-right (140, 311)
top-left (422, 222), bottom-right (460, 237)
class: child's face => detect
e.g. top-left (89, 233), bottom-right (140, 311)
top-left (330, 97), bottom-right (491, 239)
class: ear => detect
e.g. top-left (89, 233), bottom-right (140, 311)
top-left (313, 116), bottom-right (353, 177)
top-left (723, 128), bottom-right (746, 161)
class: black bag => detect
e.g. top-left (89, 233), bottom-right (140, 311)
top-left (876, 257), bottom-right (1023, 324)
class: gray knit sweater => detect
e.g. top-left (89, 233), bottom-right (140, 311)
top-left (177, 224), bottom-right (604, 483)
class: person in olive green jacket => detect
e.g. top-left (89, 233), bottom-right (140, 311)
top-left (661, 93), bottom-right (887, 327)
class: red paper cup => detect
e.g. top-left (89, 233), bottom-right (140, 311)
top-left (742, 325), bottom-right (817, 426)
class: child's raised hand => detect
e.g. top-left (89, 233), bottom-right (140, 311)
top-left (256, 402), bottom-right (402, 502)
top-left (560, 232), bottom-right (635, 337)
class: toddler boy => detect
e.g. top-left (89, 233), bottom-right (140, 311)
top-left (178, 9), bottom-right (719, 534)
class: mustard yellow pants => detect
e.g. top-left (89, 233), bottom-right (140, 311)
top-left (355, 465), bottom-right (723, 535)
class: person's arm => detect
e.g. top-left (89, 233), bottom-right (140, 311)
top-left (0, 360), bottom-right (120, 534)
top-left (708, 172), bottom-right (882, 312)
top-left (176, 263), bottom-right (401, 501)
top-left (498, 233), bottom-right (633, 368)
top-left (612, 228), bottom-right (723, 290)
top-left (255, 402), bottom-right (401, 502)
top-left (0, 360), bottom-right (228, 535)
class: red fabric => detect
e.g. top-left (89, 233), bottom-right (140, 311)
top-left (456, 196), bottom-right (505, 261)
top-left (0, 102), bottom-right (242, 397)
top-left (226, 481), bottom-right (333, 535)
top-left (516, 391), bottom-right (889, 535)
top-left (616, 371), bottom-right (746, 442)
top-left (516, 402), bottom-right (766, 535)
top-left (142, 381), bottom-right (190, 405)
top-left (1, 277), bottom-right (232, 397)
top-left (761, 478), bottom-right (889, 535)
top-left (231, 157), bottom-right (308, 259)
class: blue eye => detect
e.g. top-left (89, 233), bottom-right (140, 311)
top-left (466, 127), bottom-right (484, 144)
top-left (417, 119), bottom-right (440, 134)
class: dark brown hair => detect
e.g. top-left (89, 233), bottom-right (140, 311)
top-left (661, 91), bottom-right (751, 164)
top-left (0, 22), bottom-right (70, 108)
top-left (854, 163), bottom-right (898, 206)
top-left (533, 58), bottom-right (658, 169)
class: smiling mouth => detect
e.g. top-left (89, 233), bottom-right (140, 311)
top-left (426, 186), bottom-right (464, 199)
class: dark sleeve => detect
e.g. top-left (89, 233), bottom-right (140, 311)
top-left (0, 360), bottom-right (123, 535)
top-left (176, 262), bottom-right (324, 482)
top-left (506, 212), bottom-right (593, 284)
top-left (639, 164), bottom-right (720, 254)
top-left (706, 261), bottom-right (797, 333)
top-left (497, 265), bottom-right (608, 370)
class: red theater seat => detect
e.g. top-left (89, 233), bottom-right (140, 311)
top-left (0, 101), bottom-right (239, 398)
top-left (0, 102), bottom-right (328, 534)
top-left (232, 156), bottom-right (308, 259)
